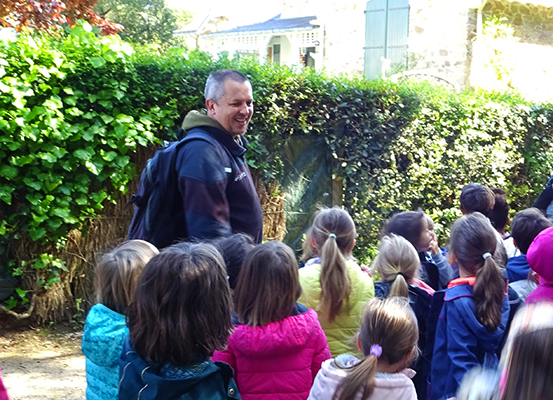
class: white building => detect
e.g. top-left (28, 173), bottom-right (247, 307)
top-left (179, 14), bottom-right (324, 70)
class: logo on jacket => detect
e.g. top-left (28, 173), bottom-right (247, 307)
top-left (235, 172), bottom-right (247, 182)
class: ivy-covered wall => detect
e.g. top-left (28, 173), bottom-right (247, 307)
top-left (0, 24), bottom-right (552, 324)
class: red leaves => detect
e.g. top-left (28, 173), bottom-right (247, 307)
top-left (0, 0), bottom-right (121, 34)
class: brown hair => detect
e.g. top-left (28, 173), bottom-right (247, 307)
top-left (460, 183), bottom-right (495, 217)
top-left (489, 188), bottom-right (510, 232)
top-left (127, 242), bottom-right (233, 366)
top-left (95, 240), bottom-right (158, 315)
top-left (450, 213), bottom-right (505, 331)
top-left (373, 235), bottom-right (420, 298)
top-left (309, 206), bottom-right (355, 322)
top-left (212, 233), bottom-right (255, 289)
top-left (382, 209), bottom-right (427, 251)
top-left (334, 297), bottom-right (419, 400)
top-left (502, 328), bottom-right (553, 400)
top-left (301, 227), bottom-right (316, 264)
top-left (510, 208), bottom-right (553, 254)
top-left (234, 241), bottom-right (302, 327)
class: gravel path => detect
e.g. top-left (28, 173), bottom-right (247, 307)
top-left (0, 327), bottom-right (85, 400)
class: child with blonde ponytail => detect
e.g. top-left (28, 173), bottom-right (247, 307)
top-left (299, 207), bottom-right (374, 356)
top-left (373, 234), bottom-right (433, 400)
top-left (429, 213), bottom-right (510, 400)
top-left (308, 297), bottom-right (419, 400)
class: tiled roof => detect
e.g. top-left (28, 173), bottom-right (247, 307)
top-left (203, 15), bottom-right (318, 36)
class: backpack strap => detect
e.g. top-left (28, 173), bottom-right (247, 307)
top-left (179, 128), bottom-right (233, 171)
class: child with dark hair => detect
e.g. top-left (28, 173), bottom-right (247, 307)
top-left (507, 208), bottom-right (552, 286)
top-left (489, 188), bottom-right (519, 258)
top-left (82, 240), bottom-right (158, 400)
top-left (460, 183), bottom-right (508, 266)
top-left (525, 226), bottom-right (553, 304)
top-left (299, 206), bottom-right (374, 357)
top-left (308, 297), bottom-right (419, 400)
top-left (460, 183), bottom-right (496, 217)
top-left (119, 243), bottom-right (239, 400)
top-left (382, 210), bottom-right (452, 290)
top-left (428, 213), bottom-right (510, 400)
top-left (212, 233), bottom-right (255, 289)
top-left (213, 241), bottom-right (331, 400)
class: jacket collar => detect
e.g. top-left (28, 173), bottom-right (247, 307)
top-left (447, 277), bottom-right (476, 289)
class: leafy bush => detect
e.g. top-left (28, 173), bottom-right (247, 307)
top-left (1, 24), bottom-right (552, 320)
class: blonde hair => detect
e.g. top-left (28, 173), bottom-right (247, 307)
top-left (95, 240), bottom-right (158, 315)
top-left (373, 235), bottom-right (420, 298)
top-left (309, 206), bottom-right (355, 322)
top-left (334, 297), bottom-right (419, 400)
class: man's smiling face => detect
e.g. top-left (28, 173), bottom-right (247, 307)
top-left (206, 79), bottom-right (254, 137)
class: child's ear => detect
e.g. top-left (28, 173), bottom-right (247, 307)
top-left (350, 239), bottom-right (356, 253)
top-left (356, 334), bottom-right (363, 352)
top-left (311, 237), bottom-right (317, 248)
top-left (448, 251), bottom-right (457, 265)
top-left (513, 239), bottom-right (518, 249)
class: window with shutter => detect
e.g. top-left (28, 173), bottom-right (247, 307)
top-left (364, 0), bottom-right (409, 79)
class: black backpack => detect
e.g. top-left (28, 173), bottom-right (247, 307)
top-left (127, 128), bottom-right (230, 249)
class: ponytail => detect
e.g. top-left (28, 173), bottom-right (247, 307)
top-left (473, 256), bottom-right (504, 331)
top-left (320, 236), bottom-right (352, 322)
top-left (332, 298), bottom-right (419, 400)
top-left (373, 234), bottom-right (419, 299)
top-left (390, 273), bottom-right (409, 298)
top-left (333, 355), bottom-right (378, 400)
top-left (450, 213), bottom-right (506, 332)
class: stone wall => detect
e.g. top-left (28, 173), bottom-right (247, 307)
top-left (483, 0), bottom-right (553, 45)
top-left (474, 0), bottom-right (553, 101)
top-left (281, 0), bottom-right (479, 83)
top-left (407, 0), bottom-right (477, 87)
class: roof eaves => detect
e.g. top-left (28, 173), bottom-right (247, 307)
top-left (203, 26), bottom-right (317, 38)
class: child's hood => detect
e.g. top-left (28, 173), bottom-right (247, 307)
top-left (119, 336), bottom-right (240, 400)
top-left (81, 303), bottom-right (128, 367)
top-left (527, 226), bottom-right (553, 283)
top-left (309, 357), bottom-right (416, 400)
top-left (445, 284), bottom-right (510, 350)
top-left (229, 307), bottom-right (321, 357)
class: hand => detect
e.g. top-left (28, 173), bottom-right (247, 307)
top-left (429, 231), bottom-right (440, 255)
top-left (359, 264), bottom-right (371, 276)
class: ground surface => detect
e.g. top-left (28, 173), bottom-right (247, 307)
top-left (0, 325), bottom-right (85, 400)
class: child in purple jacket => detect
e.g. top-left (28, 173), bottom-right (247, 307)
top-left (213, 241), bottom-right (331, 400)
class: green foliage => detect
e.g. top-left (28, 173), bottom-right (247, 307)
top-left (0, 22), bottom-right (170, 311)
top-left (1, 24), bottom-right (552, 317)
top-left (480, 17), bottom-right (516, 91)
top-left (95, 0), bottom-right (192, 47)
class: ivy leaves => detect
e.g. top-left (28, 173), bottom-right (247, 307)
top-left (0, 24), bottom-right (166, 308)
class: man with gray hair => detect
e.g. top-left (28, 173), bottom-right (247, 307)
top-left (175, 69), bottom-right (263, 243)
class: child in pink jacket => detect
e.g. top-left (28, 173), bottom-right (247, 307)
top-left (212, 241), bottom-right (331, 400)
top-left (0, 368), bottom-right (9, 400)
top-left (308, 297), bottom-right (418, 400)
top-left (525, 226), bottom-right (553, 304)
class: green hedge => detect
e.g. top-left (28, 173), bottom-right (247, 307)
top-left (1, 23), bottom-right (552, 315)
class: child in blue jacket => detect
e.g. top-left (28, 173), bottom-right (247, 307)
top-left (428, 213), bottom-right (510, 400)
top-left (81, 240), bottom-right (158, 400)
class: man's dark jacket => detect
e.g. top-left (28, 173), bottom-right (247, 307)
top-left (176, 110), bottom-right (263, 243)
